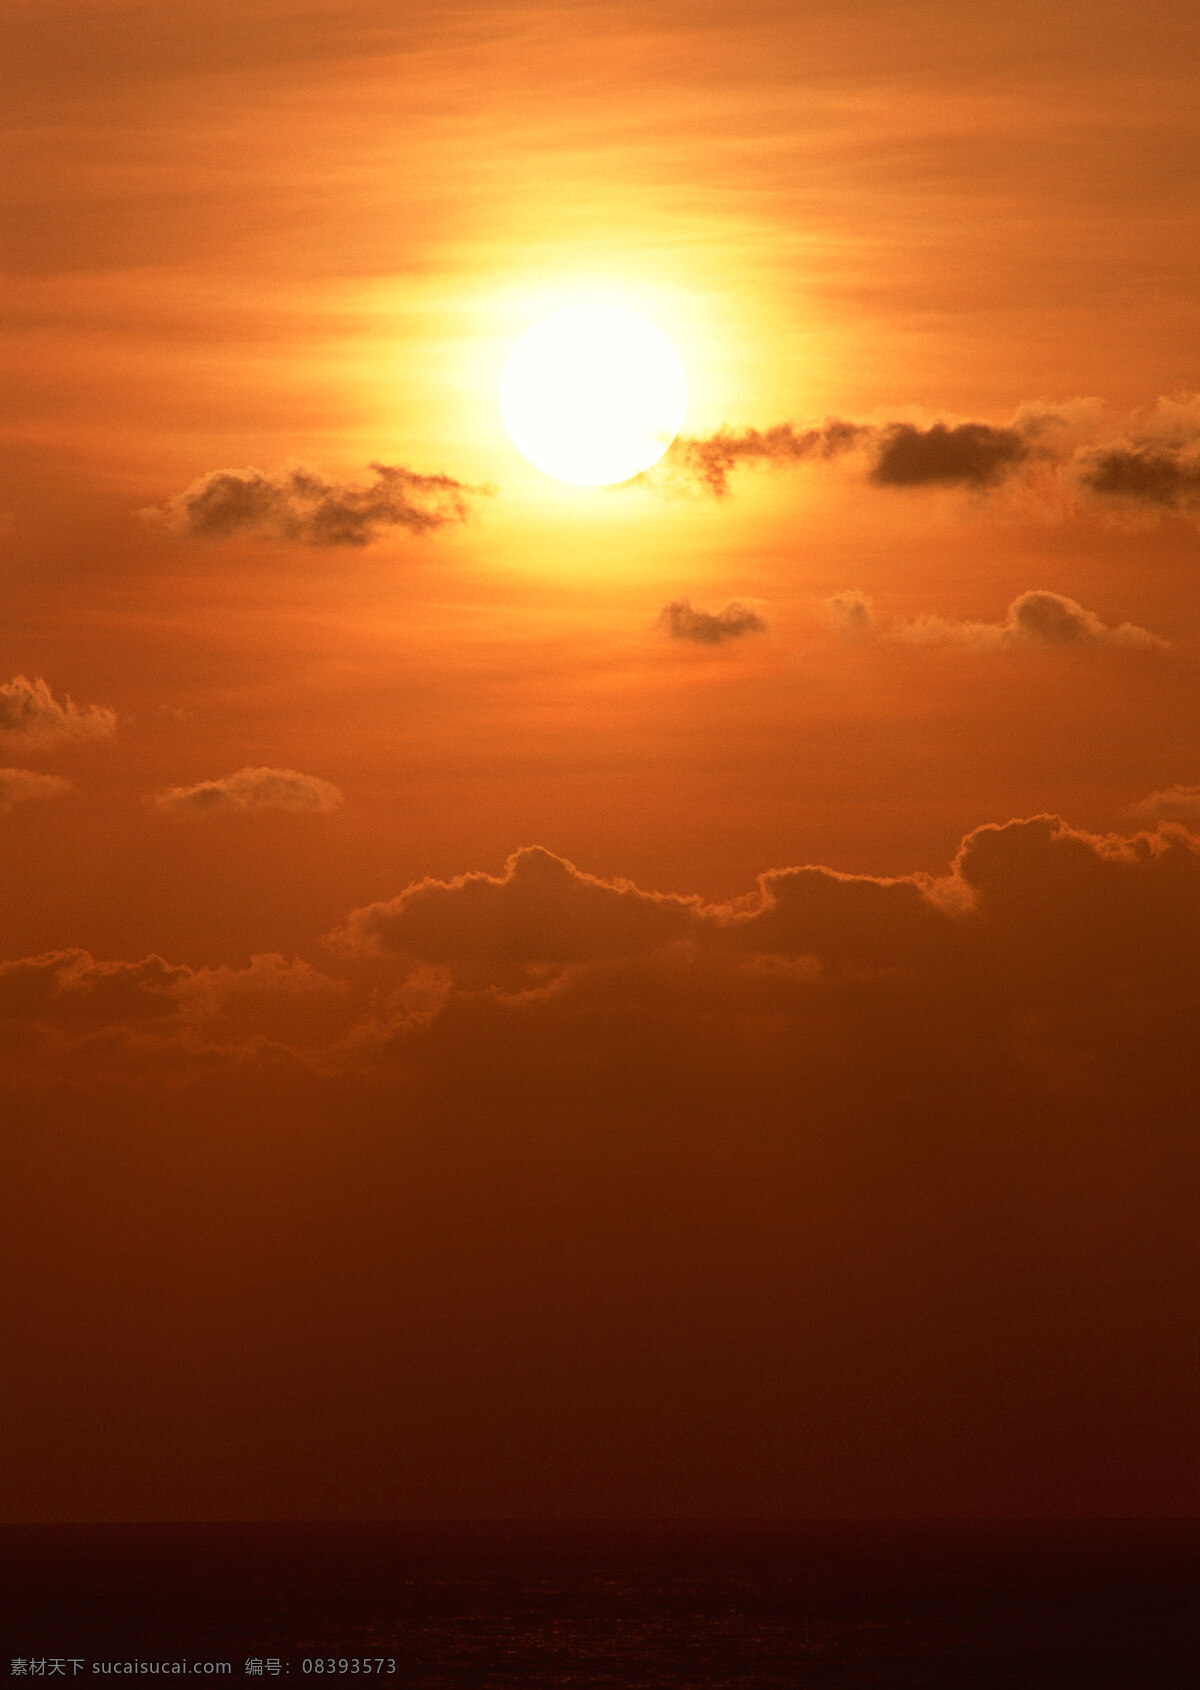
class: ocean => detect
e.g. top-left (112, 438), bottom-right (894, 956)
top-left (2, 1521), bottom-right (1194, 1687)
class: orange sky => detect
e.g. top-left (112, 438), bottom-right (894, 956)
top-left (2, 0), bottom-right (1198, 1521)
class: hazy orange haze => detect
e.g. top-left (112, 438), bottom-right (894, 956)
top-left (1, 0), bottom-right (1198, 1521)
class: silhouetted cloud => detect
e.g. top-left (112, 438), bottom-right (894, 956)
top-left (1131, 784), bottom-right (1200, 826)
top-left (870, 421), bottom-right (1030, 488)
top-left (658, 598), bottom-right (767, 643)
top-left (151, 766), bottom-right (343, 814)
top-left (5, 815), bottom-right (1199, 1100)
top-left (328, 843), bottom-right (705, 968)
top-left (0, 949), bottom-right (193, 1024)
top-left (1005, 591), bottom-right (1161, 646)
top-left (0, 768), bottom-right (74, 814)
top-left (656, 421), bottom-right (867, 495)
top-left (0, 675), bottom-right (117, 751)
top-left (651, 415), bottom-right (1032, 497)
top-left (149, 461), bottom-right (492, 545)
top-left (825, 589), bottom-right (1164, 651)
top-left (1076, 443), bottom-right (1200, 508)
top-left (640, 394), bottom-right (1200, 518)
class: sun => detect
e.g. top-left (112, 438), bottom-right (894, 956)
top-left (500, 303), bottom-right (687, 487)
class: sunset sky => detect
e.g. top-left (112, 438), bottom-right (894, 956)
top-left (2, 0), bottom-right (1198, 1522)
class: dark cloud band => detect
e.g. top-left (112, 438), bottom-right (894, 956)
top-left (648, 397), bottom-right (1200, 512)
top-left (824, 589), bottom-right (1164, 650)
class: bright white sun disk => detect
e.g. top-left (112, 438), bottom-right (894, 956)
top-left (500, 304), bottom-right (687, 486)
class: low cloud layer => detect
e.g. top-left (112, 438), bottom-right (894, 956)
top-left (658, 597), bottom-right (767, 644)
top-left (2, 814), bottom-right (1198, 1096)
top-left (0, 675), bottom-right (117, 751)
top-left (4, 818), bottom-right (1194, 1519)
top-left (0, 767), bottom-right (74, 814)
top-left (151, 766), bottom-right (344, 814)
top-left (825, 590), bottom-right (1165, 651)
top-left (150, 461), bottom-right (492, 545)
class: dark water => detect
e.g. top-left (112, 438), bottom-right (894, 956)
top-left (2, 1521), bottom-right (1195, 1688)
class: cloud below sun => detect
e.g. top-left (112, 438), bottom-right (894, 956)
top-left (824, 589), bottom-right (1166, 651)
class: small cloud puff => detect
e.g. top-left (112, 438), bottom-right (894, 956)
top-left (1130, 785), bottom-right (1200, 826)
top-left (147, 461), bottom-right (492, 546)
top-left (823, 590), bottom-right (874, 639)
top-left (0, 768), bottom-right (74, 814)
top-left (151, 766), bottom-right (343, 815)
top-left (658, 598), bottom-right (767, 644)
top-left (0, 676), bottom-right (117, 751)
top-left (824, 590), bottom-right (1164, 651)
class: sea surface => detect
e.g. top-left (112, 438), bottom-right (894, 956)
top-left (2, 1521), bottom-right (1195, 1688)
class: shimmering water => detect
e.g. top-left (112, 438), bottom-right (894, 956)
top-left (3, 1521), bottom-right (1194, 1687)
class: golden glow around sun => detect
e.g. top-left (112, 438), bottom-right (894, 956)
top-left (500, 304), bottom-right (688, 486)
